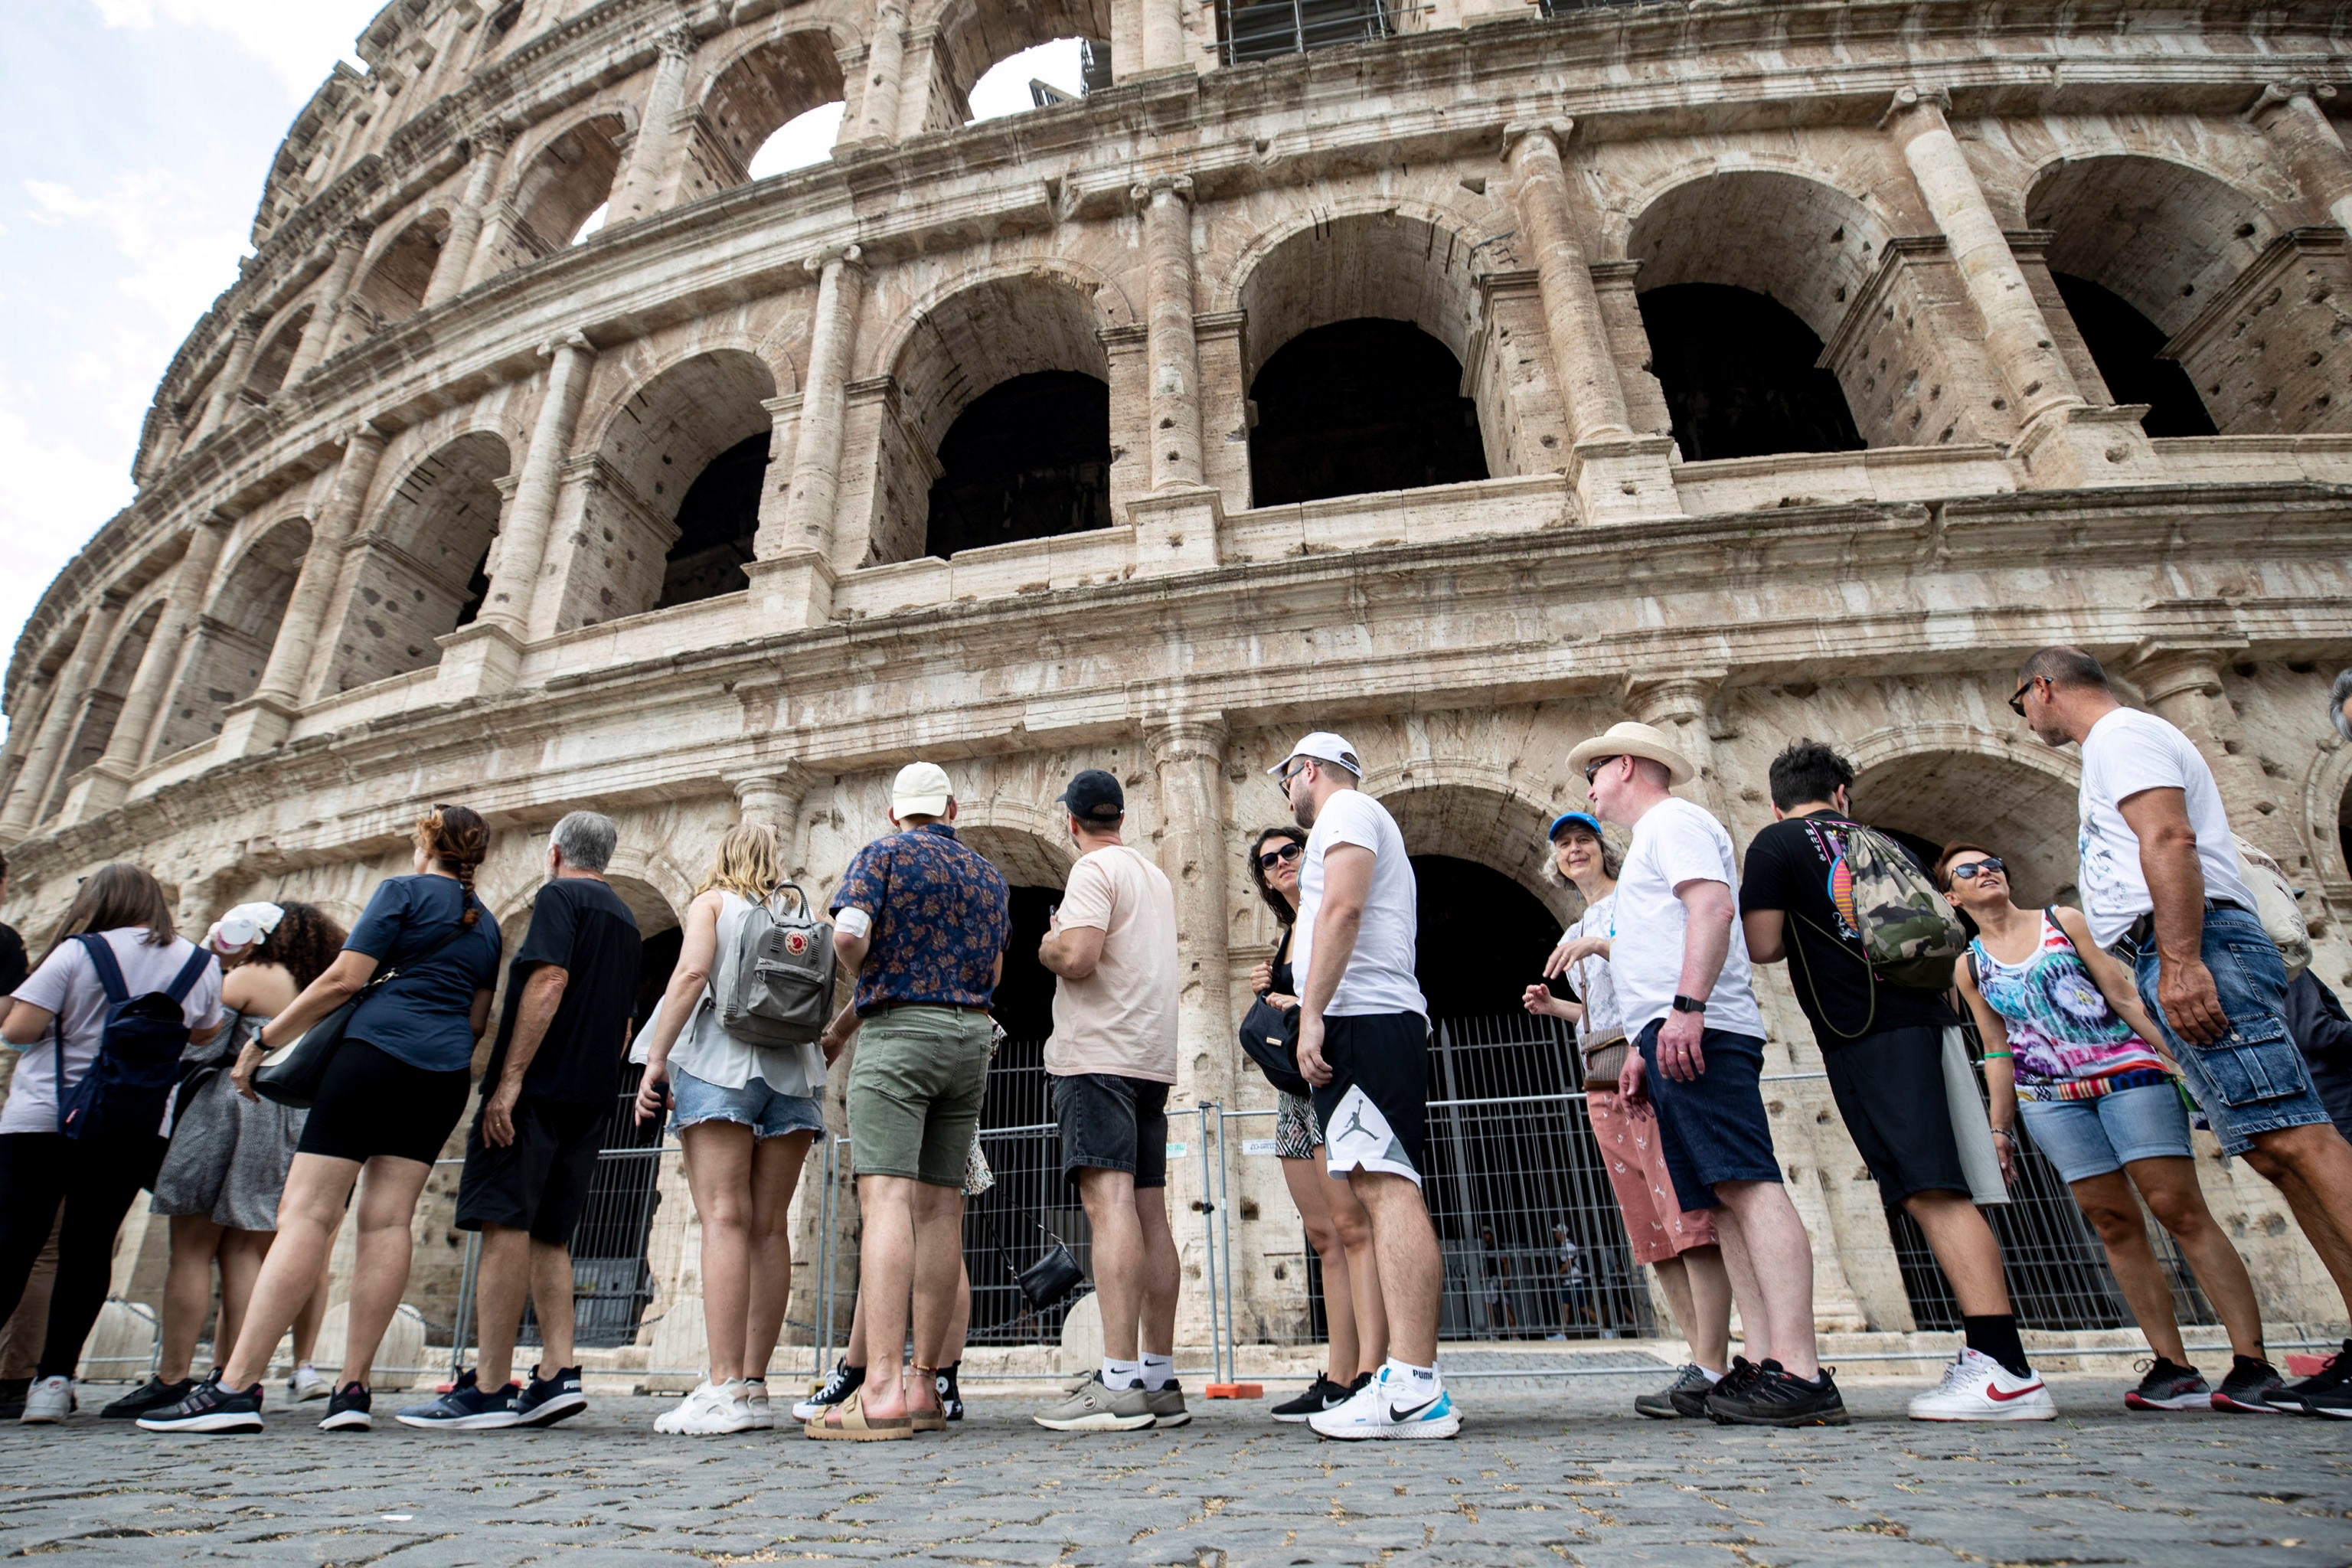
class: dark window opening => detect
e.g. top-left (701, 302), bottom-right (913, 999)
top-left (1638, 282), bottom-right (1864, 462)
top-left (657, 433), bottom-right (768, 608)
top-left (2052, 272), bottom-right (2218, 439)
top-left (1249, 319), bottom-right (1488, 508)
top-left (1219, 0), bottom-right (1393, 64)
top-left (452, 546), bottom-right (492, 631)
top-left (1411, 854), bottom-right (1561, 1022)
top-left (925, 372), bottom-right (1111, 559)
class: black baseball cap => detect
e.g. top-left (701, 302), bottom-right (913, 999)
top-left (1058, 768), bottom-right (1125, 824)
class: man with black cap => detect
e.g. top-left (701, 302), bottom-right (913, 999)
top-left (1032, 768), bottom-right (1184, 1431)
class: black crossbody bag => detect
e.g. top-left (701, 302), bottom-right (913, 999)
top-left (1236, 929), bottom-right (1309, 1098)
top-left (978, 1197), bottom-right (1085, 1310)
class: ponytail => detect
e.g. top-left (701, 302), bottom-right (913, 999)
top-left (414, 804), bottom-right (491, 925)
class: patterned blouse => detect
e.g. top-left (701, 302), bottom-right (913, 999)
top-left (832, 823), bottom-right (1011, 1015)
top-left (1968, 908), bottom-right (2169, 1102)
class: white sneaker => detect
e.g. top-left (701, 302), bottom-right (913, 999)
top-left (287, 1365), bottom-right (332, 1403)
top-left (653, 1380), bottom-right (760, 1435)
top-left (1907, 1348), bottom-right (2057, 1422)
top-left (19, 1377), bottom-right (74, 1425)
top-left (742, 1379), bottom-right (775, 1429)
top-left (1307, 1366), bottom-right (1460, 1441)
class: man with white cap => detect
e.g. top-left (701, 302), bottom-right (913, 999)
top-left (812, 761), bottom-right (1010, 1439)
top-left (1569, 720), bottom-right (1847, 1427)
top-left (1272, 732), bottom-right (1459, 1441)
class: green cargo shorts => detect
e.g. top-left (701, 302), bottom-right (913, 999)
top-left (847, 1005), bottom-right (992, 1187)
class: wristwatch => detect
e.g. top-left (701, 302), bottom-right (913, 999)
top-left (1671, 994), bottom-right (1707, 1014)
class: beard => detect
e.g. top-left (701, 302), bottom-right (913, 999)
top-left (1291, 791), bottom-right (1318, 830)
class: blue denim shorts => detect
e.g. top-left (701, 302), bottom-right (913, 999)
top-left (2017, 1082), bottom-right (2196, 1183)
top-left (1635, 1021), bottom-right (1783, 1212)
top-left (670, 1065), bottom-right (825, 1142)
top-left (2131, 905), bottom-right (2329, 1158)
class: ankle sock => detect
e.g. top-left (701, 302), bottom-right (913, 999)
top-left (1139, 1354), bottom-right (1174, 1391)
top-left (1102, 1356), bottom-right (1143, 1389)
top-left (1383, 1357), bottom-right (1439, 1390)
top-left (1697, 1365), bottom-right (1724, 1384)
top-left (1963, 1314), bottom-right (2032, 1380)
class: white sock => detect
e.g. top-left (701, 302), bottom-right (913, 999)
top-left (1102, 1357), bottom-right (1143, 1389)
top-left (1139, 1354), bottom-right (1174, 1391)
top-left (1700, 1366), bottom-right (1723, 1384)
top-left (1383, 1357), bottom-right (1439, 1389)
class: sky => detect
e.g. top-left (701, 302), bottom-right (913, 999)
top-left (0, 3), bottom-right (1078, 737)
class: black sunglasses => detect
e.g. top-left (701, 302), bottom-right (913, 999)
top-left (1582, 756), bottom-right (1619, 784)
top-left (1949, 857), bottom-right (2005, 880)
top-left (1257, 842), bottom-right (1302, 870)
top-left (2007, 678), bottom-right (2037, 718)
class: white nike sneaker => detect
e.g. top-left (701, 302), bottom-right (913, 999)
top-left (653, 1380), bottom-right (760, 1435)
top-left (1307, 1365), bottom-right (1460, 1441)
top-left (19, 1376), bottom-right (74, 1425)
top-left (1907, 1348), bottom-right (2057, 1422)
top-left (288, 1365), bottom-right (332, 1403)
top-left (742, 1379), bottom-right (776, 1429)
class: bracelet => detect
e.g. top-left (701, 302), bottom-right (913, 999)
top-left (1990, 1128), bottom-right (2015, 1141)
top-left (1980, 1051), bottom-right (2013, 1060)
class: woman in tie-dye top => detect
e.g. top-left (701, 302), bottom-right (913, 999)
top-left (1938, 841), bottom-right (2276, 1413)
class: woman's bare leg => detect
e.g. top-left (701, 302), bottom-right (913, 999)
top-left (681, 1122), bottom-right (756, 1384)
top-left (158, 1214), bottom-right (225, 1382)
top-left (1279, 1154), bottom-right (1357, 1383)
top-left (743, 1130), bottom-right (815, 1381)
top-left (220, 1155), bottom-right (358, 1389)
top-left (335, 1157), bottom-right (434, 1389)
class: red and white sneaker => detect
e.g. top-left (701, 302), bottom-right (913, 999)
top-left (1907, 1348), bottom-right (2057, 1422)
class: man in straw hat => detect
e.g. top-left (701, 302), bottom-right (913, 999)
top-left (1568, 720), bottom-right (1848, 1426)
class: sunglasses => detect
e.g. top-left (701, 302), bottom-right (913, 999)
top-left (1948, 858), bottom-right (2005, 881)
top-left (1257, 842), bottom-right (1302, 870)
top-left (2007, 678), bottom-right (2037, 718)
top-left (1582, 756), bottom-right (1619, 785)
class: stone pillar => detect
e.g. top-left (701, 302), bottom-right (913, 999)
top-left (192, 314), bottom-right (266, 442)
top-left (893, 28), bottom-right (942, 140)
top-left (67, 513), bottom-right (233, 816)
top-left (1136, 178), bottom-right (1205, 492)
top-left (1140, 0), bottom-right (1186, 74)
top-left (750, 394), bottom-right (805, 558)
top-left (2131, 648), bottom-right (2306, 873)
top-left (785, 249), bottom-right (865, 570)
top-left (1502, 121), bottom-right (1681, 524)
top-left (609, 28), bottom-right (697, 226)
top-left (423, 125), bottom-right (511, 309)
top-left (2252, 82), bottom-right (2352, 233)
top-left (0, 592), bottom-right (127, 838)
top-left (282, 226), bottom-right (368, 388)
top-left (1624, 675), bottom-right (1726, 817)
top-left (477, 334), bottom-right (597, 639)
top-left (848, 4), bottom-right (906, 145)
top-left (734, 763), bottom-right (815, 864)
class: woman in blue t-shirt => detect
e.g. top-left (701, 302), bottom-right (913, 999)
top-left (139, 806), bottom-right (501, 1437)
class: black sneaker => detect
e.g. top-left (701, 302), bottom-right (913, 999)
top-left (1634, 1363), bottom-right (1718, 1419)
top-left (2211, 1355), bottom-right (2286, 1414)
top-left (791, 1359), bottom-right (864, 1423)
top-left (2124, 1357), bottom-right (2210, 1411)
top-left (2269, 1339), bottom-right (2350, 1416)
top-left (1271, 1374), bottom-right (1351, 1423)
top-left (1707, 1361), bottom-right (1851, 1427)
top-left (102, 1376), bottom-right (196, 1420)
top-left (935, 1363), bottom-right (964, 1422)
top-left (136, 1378), bottom-right (264, 1433)
top-left (318, 1381), bottom-right (374, 1431)
top-left (514, 1364), bottom-right (587, 1428)
top-left (395, 1368), bottom-right (520, 1430)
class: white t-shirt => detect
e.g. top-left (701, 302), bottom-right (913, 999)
top-left (1047, 845), bottom-right (1180, 1084)
top-left (2077, 706), bottom-right (2259, 948)
top-left (1556, 890), bottom-right (1623, 1047)
top-left (1611, 798), bottom-right (1766, 1041)
top-left (1293, 789), bottom-right (1426, 1018)
top-left (4, 927), bottom-right (223, 1137)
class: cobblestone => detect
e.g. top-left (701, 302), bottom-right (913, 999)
top-left (0, 1375), bottom-right (2344, 1564)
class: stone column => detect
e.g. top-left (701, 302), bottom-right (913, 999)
top-left (477, 334), bottom-right (597, 639)
top-left (1625, 675), bottom-right (1727, 817)
top-left (2131, 648), bottom-right (2306, 873)
top-left (191, 314), bottom-right (266, 442)
top-left (423, 125), bottom-right (511, 308)
top-left (0, 591), bottom-right (127, 838)
top-left (893, 28), bottom-right (941, 140)
top-left (1136, 177), bottom-right (1204, 492)
top-left (848, 3), bottom-right (906, 145)
top-left (1140, 0), bottom-right (1186, 73)
top-left (785, 249), bottom-right (865, 569)
top-left (2252, 81), bottom-right (2352, 233)
top-left (610, 28), bottom-right (697, 226)
top-left (734, 763), bottom-right (815, 864)
top-left (68, 514), bottom-right (232, 814)
top-left (750, 393), bottom-right (805, 558)
top-left (282, 226), bottom-right (368, 388)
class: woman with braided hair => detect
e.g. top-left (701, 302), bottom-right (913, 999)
top-left (142, 806), bottom-right (503, 1436)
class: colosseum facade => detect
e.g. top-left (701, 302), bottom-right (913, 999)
top-left (5, 0), bottom-right (2351, 1377)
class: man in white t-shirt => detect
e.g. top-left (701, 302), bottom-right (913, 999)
top-left (1273, 732), bottom-right (1458, 1442)
top-left (1570, 720), bottom-right (1847, 1428)
top-left (2018, 646), bottom-right (2352, 1379)
top-left (1034, 768), bottom-right (1184, 1432)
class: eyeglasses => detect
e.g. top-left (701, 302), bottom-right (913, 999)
top-left (1257, 842), bottom-right (1302, 871)
top-left (1949, 858), bottom-right (2005, 881)
top-left (2007, 678), bottom-right (2037, 718)
top-left (1582, 756), bottom-right (1619, 784)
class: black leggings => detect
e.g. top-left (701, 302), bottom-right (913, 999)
top-left (0, 1132), bottom-right (165, 1380)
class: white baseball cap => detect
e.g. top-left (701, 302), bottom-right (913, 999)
top-left (1268, 732), bottom-right (1363, 779)
top-left (891, 760), bottom-right (954, 818)
top-left (207, 901), bottom-right (285, 954)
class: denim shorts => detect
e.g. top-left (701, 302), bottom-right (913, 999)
top-left (1635, 1021), bottom-right (1783, 1213)
top-left (2017, 1082), bottom-right (2196, 1183)
top-left (670, 1065), bottom-right (825, 1142)
top-left (2130, 904), bottom-right (2330, 1157)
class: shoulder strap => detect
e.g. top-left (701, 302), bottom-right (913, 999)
top-left (2041, 906), bottom-right (2073, 951)
top-left (165, 946), bottom-right (214, 1004)
top-left (74, 933), bottom-right (131, 1004)
top-left (1965, 948), bottom-right (1979, 991)
top-left (378, 897), bottom-right (481, 988)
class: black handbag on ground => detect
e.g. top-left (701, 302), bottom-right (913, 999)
top-left (252, 901), bottom-right (476, 1109)
top-left (982, 1199), bottom-right (1086, 1310)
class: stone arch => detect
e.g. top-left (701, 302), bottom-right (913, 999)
top-left (603, 848), bottom-right (695, 933)
top-left (688, 26), bottom-right (850, 197)
top-left (2027, 154), bottom-right (2285, 341)
top-left (349, 207), bottom-right (450, 334)
top-left (1367, 773), bottom-right (1578, 927)
top-left (2301, 740), bottom-right (2352, 899)
top-left (1842, 724), bottom-right (2083, 907)
top-left (243, 304), bottom-right (314, 400)
top-left (917, 0), bottom-right (1112, 129)
top-left (156, 515), bottom-right (312, 758)
top-left (494, 109), bottom-right (631, 263)
top-left (43, 600), bottom-right (165, 815)
top-left (323, 431), bottom-right (511, 694)
top-left (1223, 203), bottom-right (1492, 384)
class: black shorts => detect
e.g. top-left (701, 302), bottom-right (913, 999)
top-left (297, 1040), bottom-right (472, 1166)
top-left (453, 1097), bottom-right (606, 1245)
top-left (1311, 1012), bottom-right (1429, 1186)
top-left (1051, 1073), bottom-right (1169, 1189)
top-left (1821, 1024), bottom-right (1970, 1206)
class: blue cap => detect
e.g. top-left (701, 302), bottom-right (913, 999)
top-left (1548, 811), bottom-right (1604, 843)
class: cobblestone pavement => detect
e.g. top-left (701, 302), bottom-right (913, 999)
top-left (0, 1374), bottom-right (2346, 1565)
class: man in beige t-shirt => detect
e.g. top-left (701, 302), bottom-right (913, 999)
top-left (1034, 768), bottom-right (1183, 1432)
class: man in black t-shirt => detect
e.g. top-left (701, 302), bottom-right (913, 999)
top-left (1740, 740), bottom-right (2043, 1420)
top-left (406, 812), bottom-right (642, 1433)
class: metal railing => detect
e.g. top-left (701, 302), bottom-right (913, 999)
top-left (1214, 0), bottom-right (1416, 65)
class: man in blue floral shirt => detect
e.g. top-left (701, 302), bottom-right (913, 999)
top-left (808, 761), bottom-right (1008, 1439)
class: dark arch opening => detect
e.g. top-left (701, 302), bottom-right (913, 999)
top-left (924, 371), bottom-right (1111, 558)
top-left (655, 433), bottom-right (766, 608)
top-left (1639, 283), bottom-right (1864, 462)
top-left (1249, 319), bottom-right (1487, 507)
top-left (2052, 272), bottom-right (2217, 439)
top-left (1412, 854), bottom-right (1560, 1024)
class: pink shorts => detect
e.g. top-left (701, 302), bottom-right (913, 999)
top-left (1586, 1088), bottom-right (1720, 1266)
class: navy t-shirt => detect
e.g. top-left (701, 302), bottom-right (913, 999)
top-left (482, 876), bottom-right (642, 1106)
top-left (344, 874), bottom-right (503, 1073)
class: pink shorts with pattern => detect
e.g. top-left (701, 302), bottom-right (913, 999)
top-left (1586, 1087), bottom-right (1720, 1266)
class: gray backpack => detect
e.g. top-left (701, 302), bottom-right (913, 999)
top-left (714, 886), bottom-right (836, 1046)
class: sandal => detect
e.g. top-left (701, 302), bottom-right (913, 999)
top-left (804, 1387), bottom-right (911, 1441)
top-left (909, 1365), bottom-right (946, 1432)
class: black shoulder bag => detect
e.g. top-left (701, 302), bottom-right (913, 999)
top-left (252, 901), bottom-right (478, 1109)
top-left (977, 1195), bottom-right (1084, 1310)
top-left (1237, 929), bottom-right (1308, 1098)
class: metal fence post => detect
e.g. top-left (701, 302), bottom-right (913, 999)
top-left (816, 1135), bottom-right (840, 1370)
top-left (1191, 1103), bottom-right (1221, 1385)
top-left (1215, 1106), bottom-right (1236, 1383)
top-left (449, 1229), bottom-right (482, 1383)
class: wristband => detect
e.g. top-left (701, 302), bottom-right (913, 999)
top-left (1980, 1050), bottom-right (2012, 1060)
top-left (835, 906), bottom-right (872, 939)
top-left (1990, 1127), bottom-right (2015, 1141)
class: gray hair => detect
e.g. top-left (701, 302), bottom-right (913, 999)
top-left (2333, 669), bottom-right (2352, 743)
top-left (550, 810), bottom-right (618, 873)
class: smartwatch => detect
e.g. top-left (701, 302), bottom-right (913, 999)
top-left (1671, 995), bottom-right (1708, 1014)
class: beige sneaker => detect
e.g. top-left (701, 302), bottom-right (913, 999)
top-left (1033, 1372), bottom-right (1154, 1432)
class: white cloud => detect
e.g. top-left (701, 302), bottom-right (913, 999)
top-left (90, 0), bottom-right (369, 103)
top-left (0, 390), bottom-right (134, 739)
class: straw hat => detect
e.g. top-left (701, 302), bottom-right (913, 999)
top-left (1564, 721), bottom-right (1694, 787)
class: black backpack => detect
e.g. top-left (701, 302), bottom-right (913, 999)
top-left (54, 935), bottom-right (214, 1142)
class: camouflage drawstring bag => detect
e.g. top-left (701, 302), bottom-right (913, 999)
top-left (1793, 819), bottom-right (1968, 1038)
